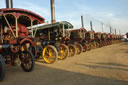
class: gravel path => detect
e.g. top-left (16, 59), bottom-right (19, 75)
top-left (1, 42), bottom-right (128, 85)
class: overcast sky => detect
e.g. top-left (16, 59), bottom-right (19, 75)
top-left (0, 0), bottom-right (128, 34)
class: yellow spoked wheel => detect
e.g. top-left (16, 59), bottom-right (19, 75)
top-left (109, 41), bottom-right (112, 45)
top-left (90, 43), bottom-right (95, 50)
top-left (100, 42), bottom-right (103, 47)
top-left (75, 43), bottom-right (83, 54)
top-left (103, 42), bottom-right (106, 46)
top-left (68, 44), bottom-right (76, 57)
top-left (95, 42), bottom-right (99, 48)
top-left (58, 44), bottom-right (69, 60)
top-left (83, 43), bottom-right (87, 52)
top-left (104, 41), bottom-right (107, 46)
top-left (108, 41), bottom-right (111, 45)
top-left (99, 42), bottom-right (103, 47)
top-left (87, 44), bottom-right (91, 51)
top-left (42, 45), bottom-right (58, 64)
top-left (93, 42), bottom-right (97, 49)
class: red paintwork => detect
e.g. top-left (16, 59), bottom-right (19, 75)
top-left (107, 34), bottom-right (111, 39)
top-left (10, 45), bottom-right (19, 53)
top-left (9, 40), bottom-right (17, 44)
top-left (20, 38), bottom-right (32, 45)
top-left (0, 8), bottom-right (45, 24)
top-left (65, 37), bottom-right (70, 40)
top-left (18, 24), bottom-right (28, 38)
top-left (10, 24), bottom-right (28, 38)
top-left (0, 8), bottom-right (46, 47)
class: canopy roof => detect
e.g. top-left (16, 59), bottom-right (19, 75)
top-left (0, 8), bottom-right (45, 25)
top-left (33, 21), bottom-right (73, 31)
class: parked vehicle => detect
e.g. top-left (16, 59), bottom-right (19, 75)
top-left (0, 8), bottom-right (45, 81)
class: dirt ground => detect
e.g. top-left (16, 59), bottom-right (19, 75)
top-left (1, 42), bottom-right (128, 85)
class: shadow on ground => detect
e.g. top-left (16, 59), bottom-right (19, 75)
top-left (89, 62), bottom-right (128, 68)
top-left (1, 63), bottom-right (128, 85)
top-left (76, 63), bottom-right (128, 72)
top-left (120, 42), bottom-right (128, 45)
top-left (125, 51), bottom-right (128, 53)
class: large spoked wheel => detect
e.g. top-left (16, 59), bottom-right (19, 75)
top-left (100, 42), bottom-right (104, 47)
top-left (95, 42), bottom-right (99, 48)
top-left (108, 41), bottom-right (111, 45)
top-left (20, 51), bottom-right (35, 72)
top-left (104, 41), bottom-right (107, 46)
top-left (103, 41), bottom-right (106, 46)
top-left (42, 45), bottom-right (58, 64)
top-left (91, 43), bottom-right (95, 49)
top-left (0, 55), bottom-right (6, 81)
top-left (109, 41), bottom-right (112, 45)
top-left (83, 43), bottom-right (87, 52)
top-left (68, 44), bottom-right (76, 57)
top-left (93, 42), bottom-right (97, 49)
top-left (58, 44), bottom-right (69, 60)
top-left (30, 46), bottom-right (36, 57)
top-left (99, 41), bottom-right (103, 47)
top-left (75, 43), bottom-right (83, 54)
top-left (87, 43), bottom-right (91, 51)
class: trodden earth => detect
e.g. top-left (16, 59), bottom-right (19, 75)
top-left (1, 42), bottom-right (128, 85)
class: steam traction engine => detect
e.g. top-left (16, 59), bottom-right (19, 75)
top-left (85, 30), bottom-right (96, 50)
top-left (101, 33), bottom-right (108, 46)
top-left (94, 32), bottom-right (102, 47)
top-left (111, 34), bottom-right (117, 44)
top-left (85, 21), bottom-right (97, 51)
top-left (69, 28), bottom-right (87, 53)
top-left (32, 21), bottom-right (74, 63)
top-left (106, 33), bottom-right (112, 45)
top-left (69, 16), bottom-right (90, 53)
top-left (0, 8), bottom-right (45, 81)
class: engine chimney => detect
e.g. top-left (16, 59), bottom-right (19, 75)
top-left (119, 30), bottom-right (121, 34)
top-left (102, 23), bottom-right (104, 33)
top-left (6, 0), bottom-right (13, 8)
top-left (110, 26), bottom-right (112, 34)
top-left (115, 29), bottom-right (116, 35)
top-left (51, 0), bottom-right (56, 23)
top-left (90, 21), bottom-right (93, 31)
top-left (81, 16), bottom-right (84, 28)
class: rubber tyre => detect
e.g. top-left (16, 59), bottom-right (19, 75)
top-left (20, 51), bottom-right (35, 72)
top-left (30, 46), bottom-right (36, 57)
top-left (0, 55), bottom-right (6, 81)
